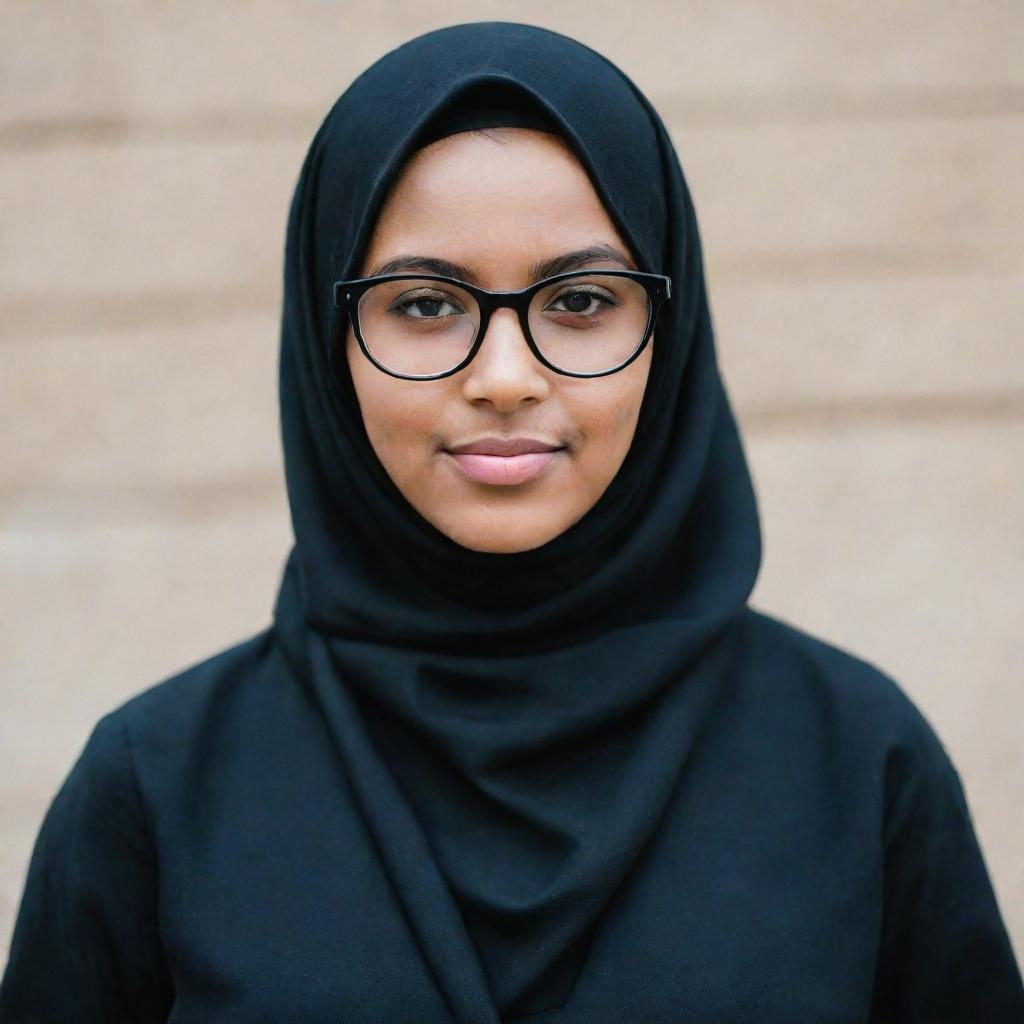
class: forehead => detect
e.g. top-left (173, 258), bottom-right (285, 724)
top-left (361, 129), bottom-right (633, 278)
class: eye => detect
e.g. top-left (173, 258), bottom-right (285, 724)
top-left (545, 285), bottom-right (619, 317)
top-left (389, 289), bottom-right (466, 319)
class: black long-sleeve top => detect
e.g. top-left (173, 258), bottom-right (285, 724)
top-left (2, 612), bottom-right (1022, 1022)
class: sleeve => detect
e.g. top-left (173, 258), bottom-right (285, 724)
top-left (869, 711), bottom-right (1024, 1022)
top-left (0, 711), bottom-right (174, 1023)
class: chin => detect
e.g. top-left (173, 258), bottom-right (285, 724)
top-left (440, 516), bottom-right (565, 554)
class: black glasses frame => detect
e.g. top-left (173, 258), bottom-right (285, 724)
top-left (332, 269), bottom-right (672, 380)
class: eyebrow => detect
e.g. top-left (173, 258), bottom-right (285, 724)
top-left (365, 244), bottom-right (635, 285)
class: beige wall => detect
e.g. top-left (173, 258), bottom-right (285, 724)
top-left (2, 1), bottom-right (1022, 967)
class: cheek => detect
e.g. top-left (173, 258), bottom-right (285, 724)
top-left (346, 336), bottom-right (445, 476)
top-left (614, 398), bottom-right (639, 431)
top-left (573, 363), bottom-right (650, 476)
top-left (361, 388), bottom-right (436, 462)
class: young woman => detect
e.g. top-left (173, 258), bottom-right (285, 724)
top-left (2, 21), bottom-right (1021, 1023)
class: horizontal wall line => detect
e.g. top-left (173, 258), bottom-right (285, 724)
top-left (3, 84), bottom-right (1022, 153)
top-left (2, 286), bottom-right (281, 339)
top-left (2, 477), bottom-right (288, 530)
top-left (657, 84), bottom-right (1024, 128)
top-left (709, 248), bottom-right (1024, 286)
top-left (741, 389), bottom-right (1024, 433)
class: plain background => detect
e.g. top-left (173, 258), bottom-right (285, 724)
top-left (2, 2), bottom-right (1021, 966)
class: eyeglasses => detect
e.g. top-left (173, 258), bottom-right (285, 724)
top-left (332, 269), bottom-right (672, 380)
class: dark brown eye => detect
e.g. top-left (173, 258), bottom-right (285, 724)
top-left (562, 291), bottom-right (592, 312)
top-left (387, 290), bottom-right (465, 319)
top-left (546, 286), bottom-right (617, 317)
top-left (406, 298), bottom-right (446, 317)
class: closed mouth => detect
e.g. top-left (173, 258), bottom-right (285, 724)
top-left (445, 437), bottom-right (564, 457)
top-left (444, 438), bottom-right (566, 486)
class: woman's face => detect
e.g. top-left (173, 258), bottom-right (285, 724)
top-left (346, 128), bottom-right (652, 553)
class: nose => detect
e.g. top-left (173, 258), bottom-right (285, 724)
top-left (460, 308), bottom-right (550, 411)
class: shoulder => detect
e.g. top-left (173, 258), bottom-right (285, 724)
top-left (741, 606), bottom-right (940, 728)
top-left (104, 626), bottom-right (279, 744)
top-left (735, 607), bottom-right (959, 794)
top-left (69, 624), bottom-right (270, 742)
top-left (73, 627), bottom-right (290, 813)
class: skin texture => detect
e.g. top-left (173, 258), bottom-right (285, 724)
top-left (346, 128), bottom-right (652, 553)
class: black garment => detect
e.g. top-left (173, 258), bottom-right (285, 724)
top-left (2, 617), bottom-right (1022, 1022)
top-left (3, 20), bottom-right (1022, 1023)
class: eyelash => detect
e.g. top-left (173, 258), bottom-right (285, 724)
top-left (545, 285), bottom-right (619, 314)
top-left (389, 284), bottom-right (620, 319)
top-left (390, 290), bottom-right (465, 318)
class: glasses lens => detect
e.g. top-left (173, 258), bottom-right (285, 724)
top-left (357, 278), bottom-right (480, 376)
top-left (528, 273), bottom-right (652, 374)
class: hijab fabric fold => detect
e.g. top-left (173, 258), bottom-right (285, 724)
top-left (272, 21), bottom-right (762, 1021)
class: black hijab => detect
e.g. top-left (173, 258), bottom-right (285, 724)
top-left (272, 20), bottom-right (761, 1020)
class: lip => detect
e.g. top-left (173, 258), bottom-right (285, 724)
top-left (445, 436), bottom-right (565, 486)
top-left (447, 437), bottom-right (563, 457)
